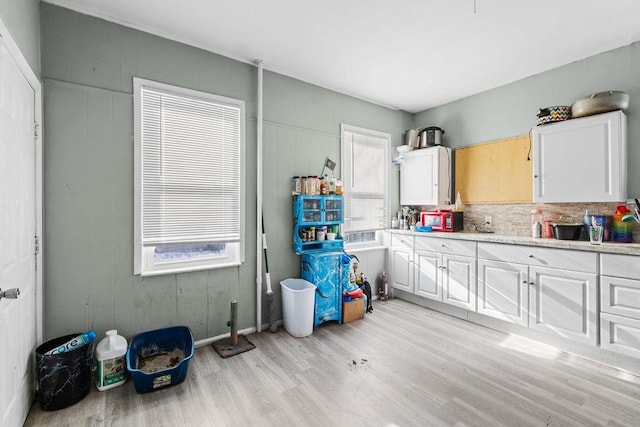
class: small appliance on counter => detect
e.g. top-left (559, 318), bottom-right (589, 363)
top-left (420, 210), bottom-right (463, 232)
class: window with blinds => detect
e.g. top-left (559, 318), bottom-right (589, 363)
top-left (134, 78), bottom-right (245, 276)
top-left (341, 124), bottom-right (389, 245)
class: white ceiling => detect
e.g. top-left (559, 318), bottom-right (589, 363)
top-left (44, 0), bottom-right (640, 113)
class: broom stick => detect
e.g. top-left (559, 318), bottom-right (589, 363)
top-left (262, 216), bottom-right (277, 332)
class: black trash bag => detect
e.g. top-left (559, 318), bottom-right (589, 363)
top-left (359, 280), bottom-right (373, 313)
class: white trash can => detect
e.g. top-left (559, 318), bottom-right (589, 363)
top-left (280, 278), bottom-right (316, 337)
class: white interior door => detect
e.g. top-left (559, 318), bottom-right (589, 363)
top-left (0, 34), bottom-right (38, 427)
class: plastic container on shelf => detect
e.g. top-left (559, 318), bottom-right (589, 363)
top-left (292, 176), bottom-right (301, 195)
top-left (306, 175), bottom-right (315, 195)
top-left (96, 330), bottom-right (128, 391)
top-left (280, 278), bottom-right (316, 337)
top-left (335, 179), bottom-right (343, 195)
top-left (300, 176), bottom-right (307, 195)
top-left (613, 205), bottom-right (634, 243)
top-left (531, 207), bottom-right (543, 238)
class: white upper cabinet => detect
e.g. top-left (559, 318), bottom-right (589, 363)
top-left (532, 111), bottom-right (627, 203)
top-left (400, 146), bottom-right (452, 205)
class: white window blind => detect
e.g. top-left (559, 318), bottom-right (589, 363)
top-left (141, 86), bottom-right (241, 244)
top-left (134, 78), bottom-right (245, 275)
top-left (341, 124), bottom-right (389, 235)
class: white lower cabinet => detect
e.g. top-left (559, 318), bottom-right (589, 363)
top-left (389, 234), bottom-right (640, 362)
top-left (528, 265), bottom-right (597, 345)
top-left (414, 249), bottom-right (440, 300)
top-left (389, 234), bottom-right (414, 293)
top-left (600, 254), bottom-right (640, 357)
top-left (477, 259), bottom-right (528, 326)
top-left (478, 243), bottom-right (597, 345)
top-left (391, 233), bottom-right (477, 311)
top-left (441, 253), bottom-right (477, 311)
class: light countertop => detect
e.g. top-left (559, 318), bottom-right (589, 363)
top-left (388, 229), bottom-right (640, 256)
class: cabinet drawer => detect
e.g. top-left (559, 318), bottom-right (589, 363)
top-left (601, 253), bottom-right (640, 280)
top-left (600, 312), bottom-right (640, 358)
top-left (415, 236), bottom-right (476, 257)
top-left (390, 233), bottom-right (414, 250)
top-left (601, 275), bottom-right (640, 319)
top-left (478, 242), bottom-right (596, 273)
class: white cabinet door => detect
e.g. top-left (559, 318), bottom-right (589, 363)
top-left (601, 276), bottom-right (640, 319)
top-left (389, 235), bottom-right (414, 293)
top-left (400, 146), bottom-right (451, 205)
top-left (599, 275), bottom-right (640, 357)
top-left (477, 259), bottom-right (529, 326)
top-left (529, 266), bottom-right (597, 345)
top-left (389, 247), bottom-right (412, 293)
top-left (442, 254), bottom-right (477, 311)
top-left (600, 312), bottom-right (640, 358)
top-left (532, 111), bottom-right (626, 203)
top-left (414, 249), bottom-right (442, 301)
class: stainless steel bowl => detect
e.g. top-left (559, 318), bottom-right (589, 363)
top-left (571, 91), bottom-right (629, 118)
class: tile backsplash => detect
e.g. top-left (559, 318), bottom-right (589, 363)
top-left (410, 202), bottom-right (640, 241)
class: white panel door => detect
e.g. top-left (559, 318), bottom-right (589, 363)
top-left (400, 148), bottom-right (438, 205)
top-left (442, 254), bottom-right (476, 311)
top-left (0, 38), bottom-right (37, 427)
top-left (529, 267), bottom-right (597, 345)
top-left (478, 260), bottom-right (529, 326)
top-left (414, 250), bottom-right (441, 301)
top-left (532, 111), bottom-right (626, 203)
top-left (389, 247), bottom-right (413, 293)
top-left (600, 313), bottom-right (640, 358)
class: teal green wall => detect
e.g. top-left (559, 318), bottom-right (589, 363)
top-left (40, 3), bottom-right (411, 341)
top-left (414, 42), bottom-right (640, 198)
top-left (0, 0), bottom-right (40, 75)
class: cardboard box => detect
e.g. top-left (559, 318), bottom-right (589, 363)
top-left (342, 298), bottom-right (365, 324)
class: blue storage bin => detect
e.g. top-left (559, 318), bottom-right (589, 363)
top-left (126, 325), bottom-right (194, 394)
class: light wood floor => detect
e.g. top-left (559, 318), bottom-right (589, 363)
top-left (25, 299), bottom-right (640, 426)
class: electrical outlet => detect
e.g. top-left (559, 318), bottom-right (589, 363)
top-left (485, 216), bottom-right (492, 226)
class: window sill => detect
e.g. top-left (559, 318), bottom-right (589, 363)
top-left (344, 242), bottom-right (387, 254)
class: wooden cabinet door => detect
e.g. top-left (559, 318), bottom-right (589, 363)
top-left (532, 110), bottom-right (626, 203)
top-left (414, 250), bottom-right (442, 301)
top-left (477, 259), bottom-right (528, 326)
top-left (529, 266), bottom-right (597, 345)
top-left (442, 254), bottom-right (477, 311)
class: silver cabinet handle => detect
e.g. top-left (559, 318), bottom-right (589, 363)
top-left (0, 288), bottom-right (20, 300)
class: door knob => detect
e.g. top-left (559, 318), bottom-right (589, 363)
top-left (0, 288), bottom-right (20, 300)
